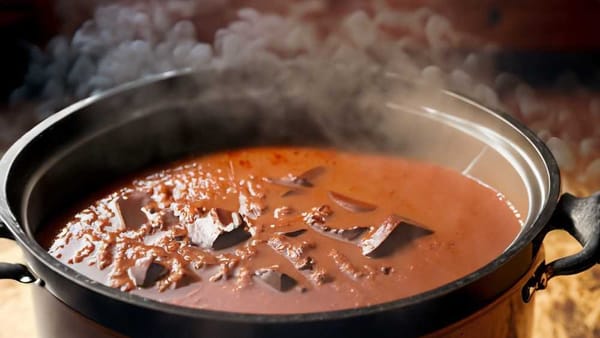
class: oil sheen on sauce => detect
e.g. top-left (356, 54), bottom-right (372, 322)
top-left (39, 147), bottom-right (522, 314)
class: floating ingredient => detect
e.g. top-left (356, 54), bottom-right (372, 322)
top-left (187, 208), bottom-right (251, 250)
top-left (328, 191), bottom-right (376, 213)
top-left (254, 268), bottom-right (298, 292)
top-left (127, 256), bottom-right (169, 288)
top-left (115, 191), bottom-right (151, 230)
top-left (360, 215), bottom-right (433, 257)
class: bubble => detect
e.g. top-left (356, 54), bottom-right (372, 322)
top-left (96, 56), bottom-right (121, 83)
top-left (72, 22), bottom-right (98, 54)
top-left (172, 41), bottom-right (196, 68)
top-left (166, 1), bottom-right (198, 17)
top-left (217, 34), bottom-right (245, 62)
top-left (584, 158), bottom-right (600, 183)
top-left (284, 26), bottom-right (316, 53)
top-left (188, 44), bottom-right (213, 68)
top-left (342, 11), bottom-right (376, 48)
top-left (238, 8), bottom-right (260, 22)
top-left (537, 129), bottom-right (552, 142)
top-left (547, 137), bottom-right (576, 172)
top-left (167, 21), bottom-right (197, 43)
top-left (579, 137), bottom-right (600, 159)
top-left (463, 53), bottom-right (482, 75)
top-left (449, 69), bottom-right (472, 93)
top-left (113, 7), bottom-right (137, 42)
top-left (473, 84), bottom-right (500, 108)
top-left (421, 65), bottom-right (444, 85)
top-left (152, 5), bottom-right (172, 33)
top-left (132, 12), bottom-right (155, 43)
top-left (425, 14), bottom-right (453, 50)
top-left (494, 73), bottom-right (521, 94)
top-left (515, 84), bottom-right (545, 121)
top-left (556, 109), bottom-right (583, 143)
top-left (129, 40), bottom-right (153, 68)
top-left (94, 5), bottom-right (120, 30)
top-left (528, 115), bottom-right (555, 134)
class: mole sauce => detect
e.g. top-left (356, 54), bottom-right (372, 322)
top-left (39, 147), bottom-right (522, 314)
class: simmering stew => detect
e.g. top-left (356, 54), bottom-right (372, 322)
top-left (40, 146), bottom-right (522, 313)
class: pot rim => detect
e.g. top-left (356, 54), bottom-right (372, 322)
top-left (0, 69), bottom-right (561, 324)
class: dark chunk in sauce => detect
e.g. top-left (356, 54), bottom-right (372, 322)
top-left (39, 147), bottom-right (522, 314)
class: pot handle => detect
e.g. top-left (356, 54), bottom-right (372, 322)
top-left (522, 192), bottom-right (600, 302)
top-left (0, 263), bottom-right (36, 283)
top-left (0, 221), bottom-right (37, 284)
top-left (0, 220), bottom-right (13, 240)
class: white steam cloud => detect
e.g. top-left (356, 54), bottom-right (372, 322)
top-left (9, 0), bottom-right (600, 189)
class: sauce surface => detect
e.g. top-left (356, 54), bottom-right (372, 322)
top-left (40, 147), bottom-right (522, 314)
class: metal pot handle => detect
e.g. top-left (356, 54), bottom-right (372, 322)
top-left (522, 192), bottom-right (600, 302)
top-left (0, 220), bottom-right (13, 240)
top-left (0, 221), bottom-right (37, 284)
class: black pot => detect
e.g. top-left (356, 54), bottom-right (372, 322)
top-left (0, 68), bottom-right (598, 338)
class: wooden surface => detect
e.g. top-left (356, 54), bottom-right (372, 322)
top-left (0, 240), bottom-right (36, 338)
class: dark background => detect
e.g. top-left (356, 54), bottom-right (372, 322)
top-left (2, 0), bottom-right (600, 101)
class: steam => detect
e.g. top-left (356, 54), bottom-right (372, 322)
top-left (11, 1), bottom-right (484, 111)
top-left (9, 0), bottom-right (600, 190)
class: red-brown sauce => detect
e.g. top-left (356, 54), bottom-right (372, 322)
top-left (39, 146), bottom-right (522, 314)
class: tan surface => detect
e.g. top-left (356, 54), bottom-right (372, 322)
top-left (0, 240), bottom-right (36, 338)
top-left (534, 233), bottom-right (600, 338)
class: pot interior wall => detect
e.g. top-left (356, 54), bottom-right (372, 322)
top-left (4, 69), bottom-right (550, 248)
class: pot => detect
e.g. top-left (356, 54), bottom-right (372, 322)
top-left (0, 68), bottom-right (598, 338)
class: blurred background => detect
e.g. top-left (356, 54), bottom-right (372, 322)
top-left (0, 1), bottom-right (599, 337)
